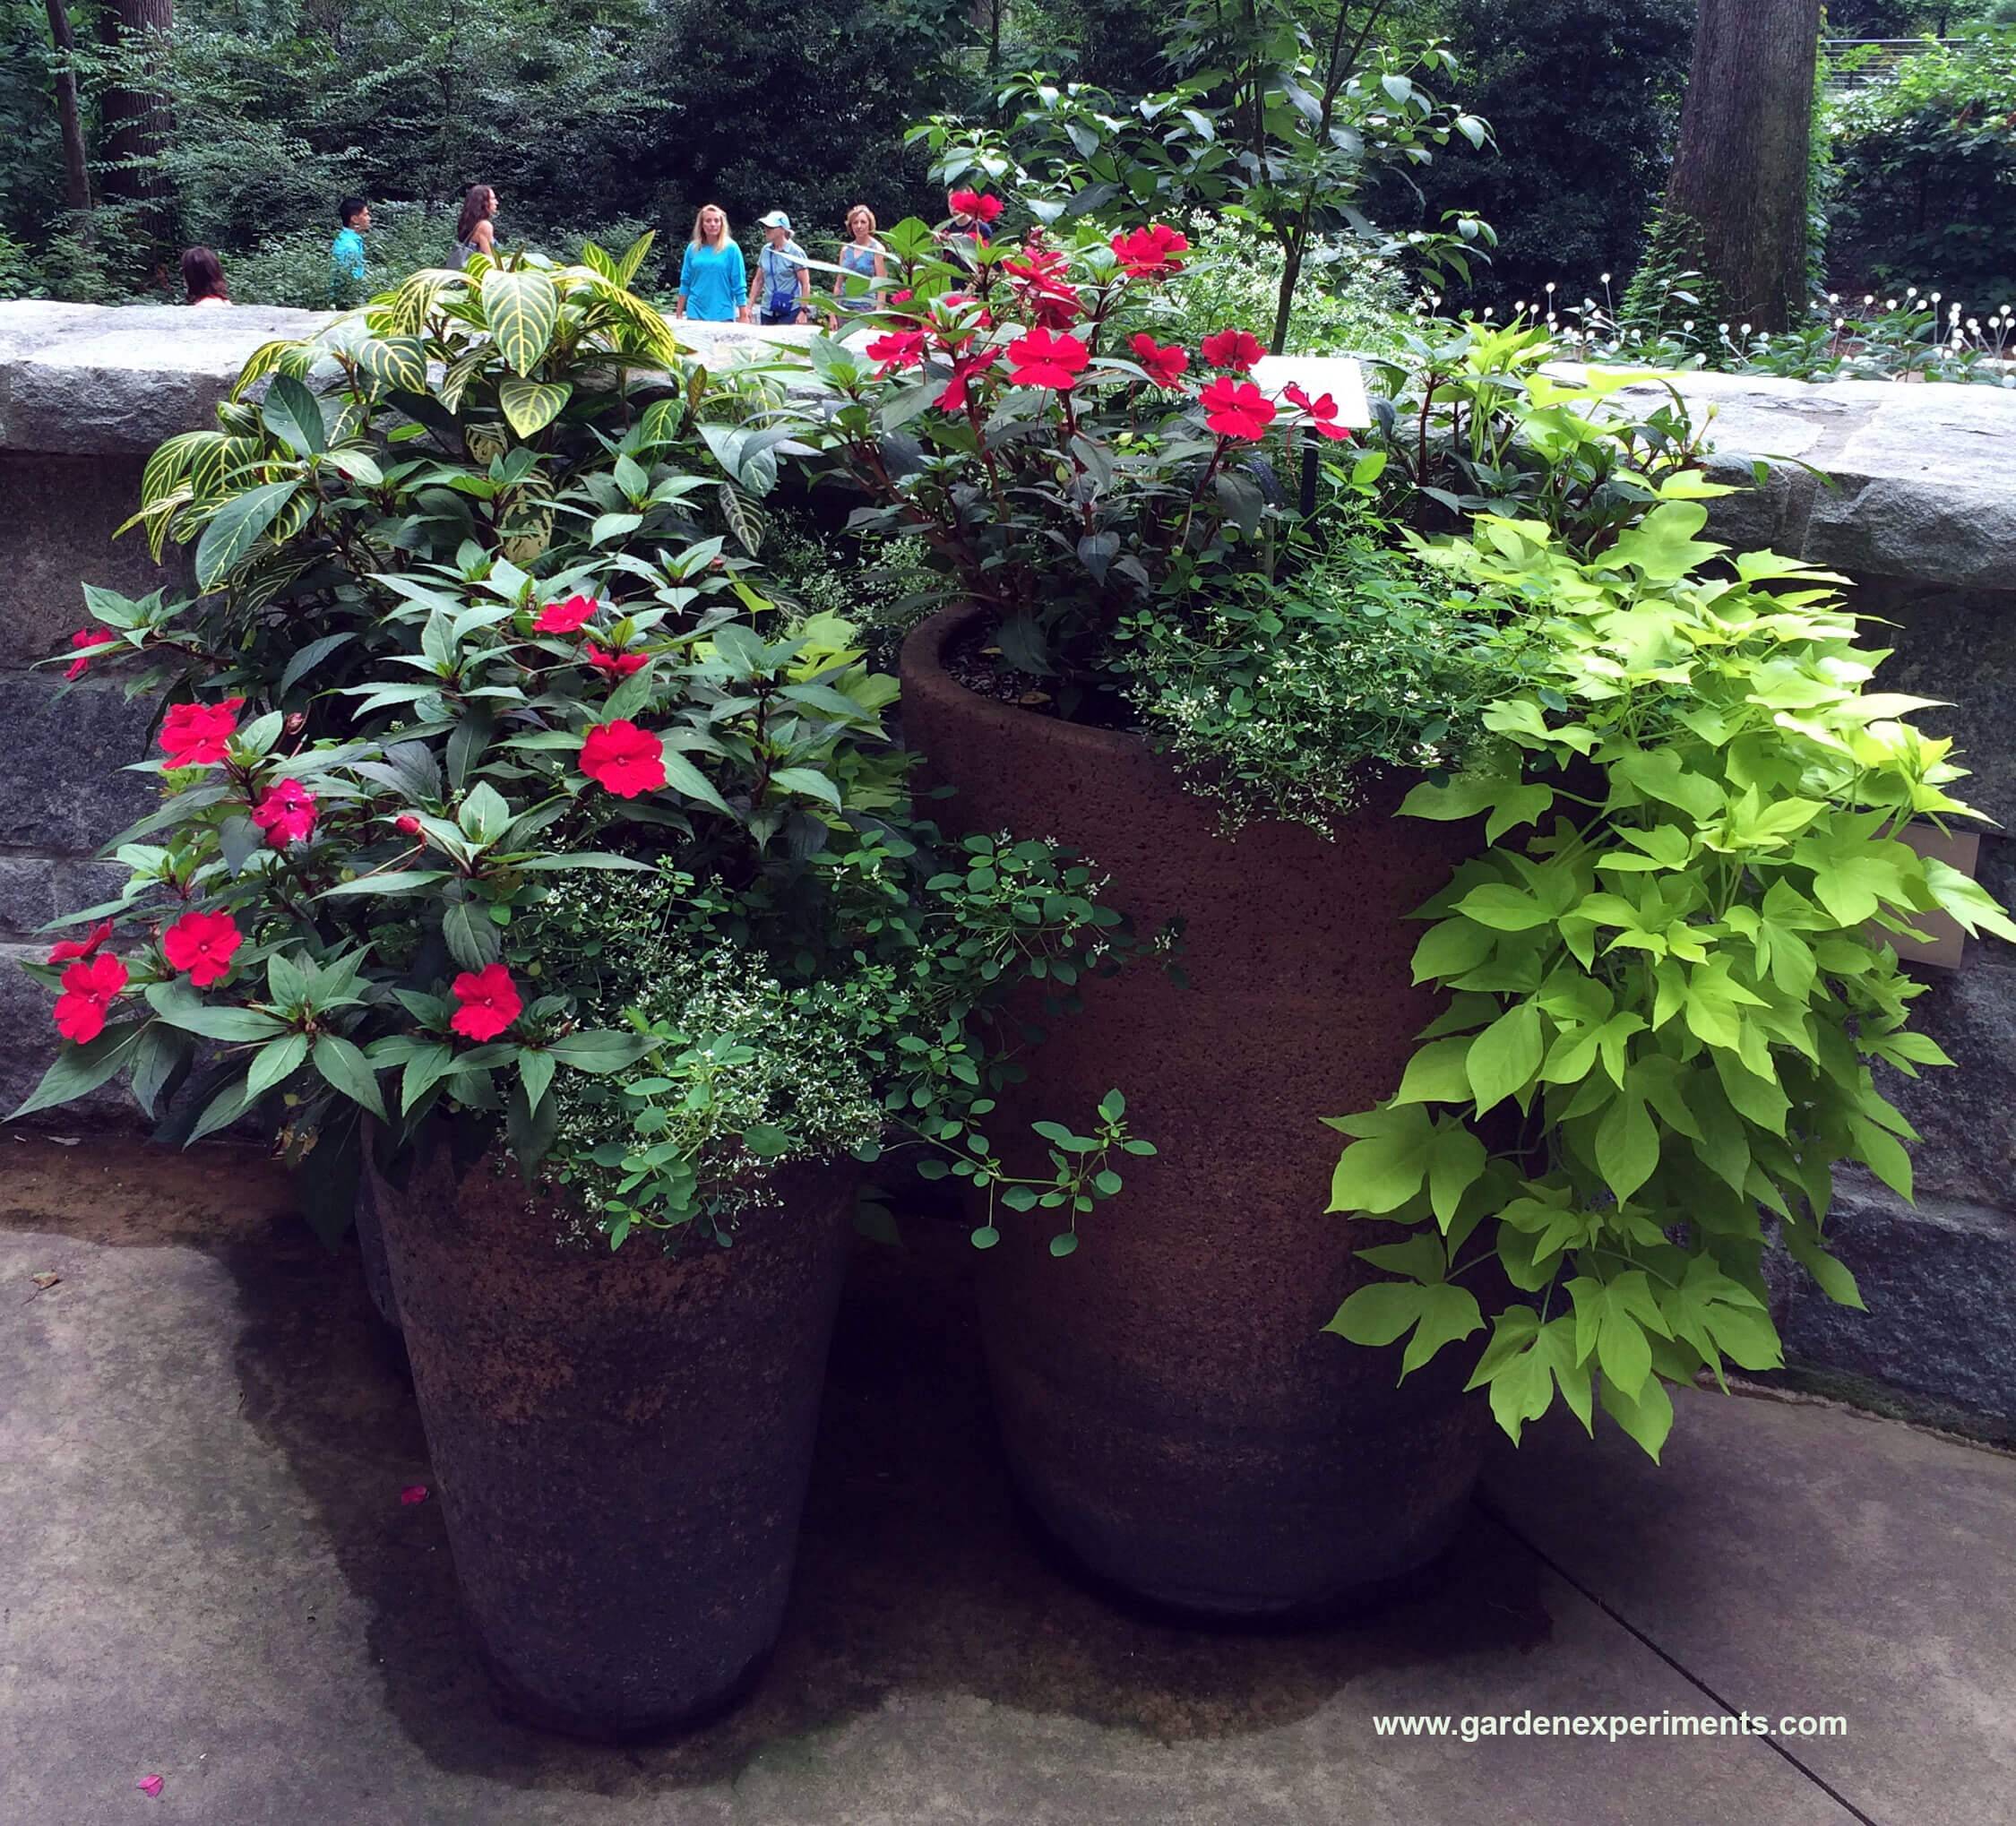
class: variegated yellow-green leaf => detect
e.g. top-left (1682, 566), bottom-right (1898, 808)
top-left (194, 479), bottom-right (299, 589)
top-left (228, 338), bottom-right (300, 401)
top-left (481, 268), bottom-right (559, 375)
top-left (140, 430), bottom-right (214, 508)
top-left (616, 230), bottom-right (657, 289)
top-left (497, 377), bottom-right (572, 437)
top-left (383, 267), bottom-right (464, 337)
top-left (354, 336), bottom-right (429, 394)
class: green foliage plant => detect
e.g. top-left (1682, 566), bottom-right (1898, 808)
top-left (15, 243), bottom-right (1151, 1256)
top-left (1323, 497), bottom-right (2016, 1460)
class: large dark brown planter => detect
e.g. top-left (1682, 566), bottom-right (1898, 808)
top-left (900, 607), bottom-right (1491, 1618)
top-left (367, 1133), bottom-right (852, 1737)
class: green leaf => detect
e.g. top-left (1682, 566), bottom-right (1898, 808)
top-left (313, 1032), bottom-right (387, 1120)
top-left (518, 1047), bottom-right (556, 1114)
top-left (1595, 1093), bottom-right (1658, 1203)
top-left (498, 377), bottom-right (573, 437)
top-left (481, 269), bottom-right (560, 375)
top-left (401, 1042), bottom-right (457, 1114)
top-left (1391, 1037), bottom-right (1473, 1106)
top-left (1598, 1371), bottom-right (1674, 1463)
top-left (1326, 1282), bottom-right (1425, 1348)
top-left (1452, 883), bottom-right (1550, 931)
top-left (9, 1019), bottom-right (149, 1120)
top-left (246, 1031), bottom-right (310, 1100)
top-left (768, 766), bottom-right (842, 810)
top-left (1465, 1002), bottom-right (1541, 1115)
top-left (544, 1030), bottom-right (658, 1072)
top-left (277, 631), bottom-right (357, 699)
top-left (194, 479), bottom-right (299, 589)
top-left (317, 870), bottom-right (454, 899)
top-left (261, 374), bottom-right (327, 455)
top-left (443, 900), bottom-right (501, 969)
top-left (142, 981), bottom-right (287, 1042)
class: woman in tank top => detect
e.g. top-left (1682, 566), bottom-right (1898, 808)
top-left (833, 204), bottom-right (886, 314)
top-left (452, 185), bottom-right (498, 269)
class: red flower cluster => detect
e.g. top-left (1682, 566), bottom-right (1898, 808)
top-left (54, 952), bottom-right (126, 1043)
top-left (1201, 328), bottom-right (1265, 372)
top-left (1284, 383), bottom-right (1354, 442)
top-left (163, 909), bottom-right (243, 987)
top-left (533, 594), bottom-right (598, 634)
top-left (251, 778), bottom-right (317, 848)
top-left (582, 642), bottom-right (648, 681)
top-left (1201, 375), bottom-right (1277, 441)
top-left (580, 719), bottom-right (666, 797)
top-left (866, 329), bottom-right (927, 374)
top-left (159, 697), bottom-right (244, 769)
top-left (450, 963), bottom-right (521, 1041)
top-left (948, 190), bottom-right (1004, 225)
top-left (936, 349), bottom-right (1000, 413)
top-left (1110, 224), bottom-right (1189, 279)
top-left (1001, 245), bottom-right (1081, 328)
top-left (1128, 334), bottom-right (1190, 389)
top-left (1006, 328), bottom-right (1090, 391)
top-left (47, 920), bottom-right (113, 965)
top-left (66, 626), bottom-right (112, 681)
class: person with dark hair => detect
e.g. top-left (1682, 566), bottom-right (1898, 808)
top-left (181, 246), bottom-right (230, 307)
top-left (332, 196), bottom-right (370, 306)
top-left (453, 185), bottom-right (499, 269)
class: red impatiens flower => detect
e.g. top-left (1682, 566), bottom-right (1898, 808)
top-left (866, 329), bottom-right (927, 373)
top-left (65, 626), bottom-right (113, 681)
top-left (580, 719), bottom-right (666, 798)
top-left (54, 952), bottom-right (127, 1044)
top-left (1200, 327), bottom-right (1265, 372)
top-left (1128, 334), bottom-right (1190, 388)
top-left (1110, 224), bottom-right (1190, 279)
top-left (582, 642), bottom-right (649, 681)
top-left (1006, 327), bottom-right (1090, 390)
top-left (1201, 375), bottom-right (1278, 441)
top-left (159, 697), bottom-right (245, 768)
top-left (1284, 383), bottom-right (1355, 442)
top-left (936, 349), bottom-right (1001, 412)
top-left (250, 778), bottom-right (317, 848)
top-left (47, 919), bottom-right (113, 965)
top-left (948, 190), bottom-right (1004, 224)
top-left (533, 594), bottom-right (598, 634)
top-left (162, 909), bottom-right (244, 988)
top-left (450, 963), bottom-right (522, 1041)
top-left (394, 814), bottom-right (423, 836)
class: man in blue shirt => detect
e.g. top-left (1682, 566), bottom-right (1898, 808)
top-left (331, 197), bottom-right (369, 307)
top-left (750, 211), bottom-right (810, 326)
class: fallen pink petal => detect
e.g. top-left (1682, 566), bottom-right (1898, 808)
top-left (400, 1484), bottom-right (428, 1505)
top-left (136, 1775), bottom-right (164, 1797)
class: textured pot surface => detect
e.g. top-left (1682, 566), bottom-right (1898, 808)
top-left (369, 1139), bottom-right (851, 1737)
top-left (900, 607), bottom-right (1490, 1616)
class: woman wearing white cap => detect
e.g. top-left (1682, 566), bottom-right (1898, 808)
top-left (749, 211), bottom-right (811, 326)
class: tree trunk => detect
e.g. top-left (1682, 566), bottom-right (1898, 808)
top-left (1662, 0), bottom-right (1821, 332)
top-left (98, 0), bottom-right (174, 229)
top-left (42, 0), bottom-right (91, 211)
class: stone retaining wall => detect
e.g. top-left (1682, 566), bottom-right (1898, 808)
top-left (4, 305), bottom-right (2013, 1433)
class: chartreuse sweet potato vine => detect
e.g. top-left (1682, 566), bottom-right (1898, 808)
top-left (1325, 498), bottom-right (2016, 1462)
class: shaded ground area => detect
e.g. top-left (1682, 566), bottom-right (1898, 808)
top-left (2, 1135), bottom-right (2012, 1824)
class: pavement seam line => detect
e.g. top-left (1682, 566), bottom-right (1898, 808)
top-left (1474, 1496), bottom-right (1882, 1826)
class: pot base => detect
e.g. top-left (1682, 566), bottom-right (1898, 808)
top-left (481, 1640), bottom-right (777, 1745)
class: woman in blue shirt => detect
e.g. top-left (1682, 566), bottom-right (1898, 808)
top-left (676, 204), bottom-right (747, 323)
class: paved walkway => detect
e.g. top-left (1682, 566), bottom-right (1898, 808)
top-left (3, 1136), bottom-right (2011, 1825)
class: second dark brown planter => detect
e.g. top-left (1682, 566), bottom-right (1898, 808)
top-left (900, 607), bottom-right (1490, 1618)
top-left (368, 1133), bottom-right (851, 1737)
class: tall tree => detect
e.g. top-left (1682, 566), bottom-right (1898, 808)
top-left (1658, 0), bottom-right (1822, 330)
top-left (98, 0), bottom-right (173, 228)
top-left (42, 0), bottom-right (90, 211)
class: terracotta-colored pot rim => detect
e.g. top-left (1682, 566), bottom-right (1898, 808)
top-left (900, 605), bottom-right (1146, 767)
